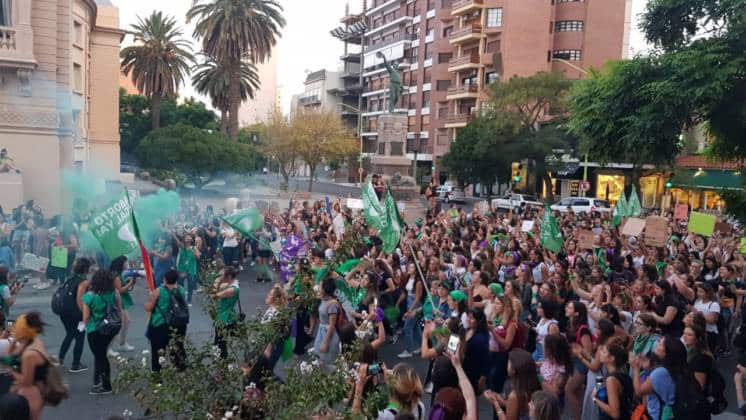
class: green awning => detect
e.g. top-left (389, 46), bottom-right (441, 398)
top-left (671, 169), bottom-right (744, 190)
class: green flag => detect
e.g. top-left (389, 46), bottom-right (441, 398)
top-left (380, 188), bottom-right (404, 254)
top-left (540, 205), bottom-right (563, 253)
top-left (222, 208), bottom-right (264, 236)
top-left (362, 181), bottom-right (384, 230)
top-left (90, 194), bottom-right (139, 259)
top-left (612, 189), bottom-right (629, 227)
top-left (627, 185), bottom-right (642, 217)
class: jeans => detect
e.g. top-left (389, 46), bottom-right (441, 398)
top-left (403, 294), bottom-right (422, 352)
top-left (147, 323), bottom-right (186, 372)
top-left (214, 322), bottom-right (237, 359)
top-left (223, 246), bottom-right (239, 268)
top-left (179, 273), bottom-right (198, 304)
top-left (88, 331), bottom-right (116, 390)
top-left (59, 315), bottom-right (85, 366)
top-left (490, 351), bottom-right (509, 393)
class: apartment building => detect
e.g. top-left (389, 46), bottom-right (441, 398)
top-left (0, 0), bottom-right (124, 211)
top-left (336, 0), bottom-right (631, 182)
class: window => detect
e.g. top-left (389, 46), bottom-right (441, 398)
top-left (423, 68), bottom-right (431, 83)
top-left (426, 18), bottom-right (435, 32)
top-left (485, 71), bottom-right (499, 85)
top-left (436, 80), bottom-right (451, 91)
top-left (378, 142), bottom-right (386, 155)
top-left (438, 52), bottom-right (453, 64)
top-left (555, 0), bottom-right (584, 3)
top-left (442, 26), bottom-right (453, 38)
top-left (74, 21), bottom-right (84, 46)
top-left (421, 115), bottom-right (430, 130)
top-left (486, 8), bottom-right (503, 28)
top-left (408, 116), bottom-right (418, 131)
top-left (555, 20), bottom-right (584, 32)
top-left (424, 44), bottom-right (432, 59)
top-left (73, 63), bottom-right (83, 93)
top-left (552, 49), bottom-right (582, 60)
top-left (0, 1), bottom-right (10, 26)
top-left (409, 46), bottom-right (419, 61)
top-left (390, 142), bottom-right (404, 156)
top-left (422, 91), bottom-right (430, 108)
top-left (486, 40), bottom-right (501, 53)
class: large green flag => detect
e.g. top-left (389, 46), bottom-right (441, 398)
top-left (540, 205), bottom-right (563, 253)
top-left (362, 181), bottom-right (384, 230)
top-left (222, 208), bottom-right (264, 236)
top-left (612, 189), bottom-right (629, 227)
top-left (627, 185), bottom-right (642, 217)
top-left (380, 188), bottom-right (404, 254)
top-left (90, 194), bottom-right (139, 259)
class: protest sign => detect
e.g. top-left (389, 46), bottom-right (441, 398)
top-left (715, 222), bottom-right (733, 236)
top-left (621, 217), bottom-right (646, 237)
top-left (50, 247), bottom-right (68, 269)
top-left (20, 253), bottom-right (49, 272)
top-left (521, 220), bottom-right (535, 232)
top-left (578, 230), bottom-right (596, 250)
top-left (346, 198), bottom-right (364, 209)
top-left (674, 204), bottom-right (689, 220)
top-left (688, 212), bottom-right (716, 237)
top-left (90, 194), bottom-right (139, 259)
top-left (644, 216), bottom-right (668, 247)
top-left (741, 237), bottom-right (746, 255)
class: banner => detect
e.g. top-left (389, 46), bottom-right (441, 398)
top-left (380, 187), bottom-right (404, 254)
top-left (612, 191), bottom-right (629, 227)
top-left (90, 194), bottom-right (139, 260)
top-left (540, 205), bottom-right (563, 253)
top-left (222, 208), bottom-right (264, 237)
top-left (627, 185), bottom-right (642, 217)
top-left (362, 181), bottom-right (384, 230)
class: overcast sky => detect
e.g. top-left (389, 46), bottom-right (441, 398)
top-left (113, 0), bottom-right (651, 113)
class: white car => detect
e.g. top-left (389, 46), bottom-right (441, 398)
top-left (491, 193), bottom-right (543, 212)
top-left (437, 184), bottom-right (466, 203)
top-left (550, 197), bottom-right (612, 214)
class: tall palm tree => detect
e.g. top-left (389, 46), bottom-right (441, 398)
top-left (188, 0), bottom-right (285, 140)
top-left (120, 11), bottom-right (194, 130)
top-left (192, 54), bottom-right (260, 135)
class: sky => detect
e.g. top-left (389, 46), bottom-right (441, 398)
top-left (112, 0), bottom-right (651, 113)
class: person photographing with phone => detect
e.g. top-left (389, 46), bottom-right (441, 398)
top-left (0, 267), bottom-right (22, 319)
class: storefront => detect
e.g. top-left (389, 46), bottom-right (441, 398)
top-left (670, 168), bottom-right (741, 211)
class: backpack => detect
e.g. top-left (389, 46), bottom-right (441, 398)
top-left (524, 324), bottom-right (537, 353)
top-left (32, 349), bottom-right (68, 406)
top-left (610, 372), bottom-right (634, 419)
top-left (332, 301), bottom-right (350, 332)
top-left (704, 365), bottom-right (728, 414)
top-left (51, 276), bottom-right (81, 317)
top-left (95, 294), bottom-right (122, 337)
top-left (161, 288), bottom-right (190, 329)
top-left (660, 373), bottom-right (710, 420)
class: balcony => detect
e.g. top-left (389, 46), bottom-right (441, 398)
top-left (0, 2), bottom-right (37, 71)
top-left (446, 85), bottom-right (479, 100)
top-left (362, 139), bottom-right (379, 154)
top-left (444, 113), bottom-right (474, 128)
top-left (449, 23), bottom-right (483, 44)
top-left (451, 0), bottom-right (484, 16)
top-left (298, 96), bottom-right (321, 106)
top-left (448, 53), bottom-right (481, 72)
top-left (367, 33), bottom-right (417, 54)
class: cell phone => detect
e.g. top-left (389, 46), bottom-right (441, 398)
top-left (6, 321), bottom-right (13, 329)
top-left (447, 334), bottom-right (460, 353)
top-left (373, 297), bottom-right (378, 307)
top-left (367, 363), bottom-right (381, 376)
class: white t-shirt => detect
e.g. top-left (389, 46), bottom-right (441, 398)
top-left (694, 299), bottom-right (720, 333)
top-left (222, 227), bottom-right (239, 248)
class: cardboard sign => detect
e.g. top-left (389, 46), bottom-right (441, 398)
top-left (521, 220), bottom-right (535, 232)
top-left (715, 222), bottom-right (733, 236)
top-left (621, 217), bottom-right (646, 237)
top-left (20, 253), bottom-right (49, 272)
top-left (674, 204), bottom-right (689, 220)
top-left (50, 246), bottom-right (68, 269)
top-left (478, 201), bottom-right (490, 214)
top-left (741, 237), bottom-right (746, 254)
top-left (688, 212), bottom-right (717, 237)
top-left (346, 198), bottom-right (364, 209)
top-left (645, 216), bottom-right (668, 247)
top-left (578, 230), bottom-right (596, 250)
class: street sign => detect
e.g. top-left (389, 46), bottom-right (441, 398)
top-left (579, 181), bottom-right (591, 192)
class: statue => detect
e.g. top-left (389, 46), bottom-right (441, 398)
top-left (376, 52), bottom-right (403, 113)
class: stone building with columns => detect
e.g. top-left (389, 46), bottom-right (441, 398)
top-left (0, 0), bottom-right (123, 212)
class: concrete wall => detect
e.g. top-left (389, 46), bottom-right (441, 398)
top-left (238, 50), bottom-right (279, 125)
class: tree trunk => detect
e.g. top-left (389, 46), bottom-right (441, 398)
top-left (228, 60), bottom-right (241, 140)
top-left (220, 108), bottom-right (229, 135)
top-left (542, 172), bottom-right (554, 202)
top-left (151, 94), bottom-right (162, 130)
top-left (307, 163), bottom-right (316, 192)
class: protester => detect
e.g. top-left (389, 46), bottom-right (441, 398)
top-left (0, 266), bottom-right (21, 318)
top-left (110, 256), bottom-right (135, 352)
top-left (7, 312), bottom-right (49, 420)
top-left (57, 257), bottom-right (91, 373)
top-left (314, 276), bottom-right (340, 370)
top-left (144, 269), bottom-right (187, 372)
top-left (82, 269), bottom-right (122, 395)
top-left (213, 267), bottom-right (240, 358)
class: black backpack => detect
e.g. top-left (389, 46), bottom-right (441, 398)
top-left (610, 372), bottom-right (634, 419)
top-left (51, 276), bottom-right (81, 317)
top-left (667, 373), bottom-right (710, 420)
top-left (161, 288), bottom-right (189, 329)
top-left (704, 366), bottom-right (728, 414)
top-left (95, 294), bottom-right (122, 337)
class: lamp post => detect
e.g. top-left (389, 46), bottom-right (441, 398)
top-left (339, 103), bottom-right (365, 185)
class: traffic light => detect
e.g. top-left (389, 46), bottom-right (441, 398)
top-left (511, 162), bottom-right (524, 190)
top-left (665, 174), bottom-right (673, 189)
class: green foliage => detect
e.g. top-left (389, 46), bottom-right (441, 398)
top-left (160, 97), bottom-right (220, 131)
top-left (135, 124), bottom-right (254, 189)
top-left (721, 189), bottom-right (746, 225)
top-left (489, 71), bottom-right (573, 128)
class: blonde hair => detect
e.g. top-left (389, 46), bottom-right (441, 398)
top-left (269, 285), bottom-right (287, 307)
top-left (389, 363), bottom-right (423, 412)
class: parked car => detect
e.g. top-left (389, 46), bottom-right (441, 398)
top-left (491, 193), bottom-right (543, 212)
top-left (550, 197), bottom-right (612, 214)
top-left (437, 184), bottom-right (466, 203)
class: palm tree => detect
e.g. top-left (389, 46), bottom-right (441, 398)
top-left (120, 11), bottom-right (194, 130)
top-left (192, 54), bottom-right (260, 135)
top-left (188, 0), bottom-right (285, 140)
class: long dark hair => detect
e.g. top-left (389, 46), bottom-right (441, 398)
top-left (544, 333), bottom-right (572, 373)
top-left (508, 349), bottom-right (541, 413)
top-left (90, 269), bottom-right (115, 294)
top-left (470, 308), bottom-right (488, 334)
top-left (568, 301), bottom-right (588, 337)
top-left (109, 256), bottom-right (127, 276)
top-left (661, 336), bottom-right (689, 379)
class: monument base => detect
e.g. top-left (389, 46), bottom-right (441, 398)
top-left (371, 113), bottom-right (412, 177)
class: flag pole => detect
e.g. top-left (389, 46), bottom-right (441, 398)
top-left (125, 190), bottom-right (155, 291)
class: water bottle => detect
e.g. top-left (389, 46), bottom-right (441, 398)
top-left (596, 376), bottom-right (607, 403)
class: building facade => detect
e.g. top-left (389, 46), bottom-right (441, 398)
top-left (0, 0), bottom-right (123, 212)
top-left (336, 0), bottom-right (631, 183)
top-left (238, 51), bottom-right (280, 125)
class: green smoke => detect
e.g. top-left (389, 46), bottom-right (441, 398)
top-left (133, 189), bottom-right (181, 248)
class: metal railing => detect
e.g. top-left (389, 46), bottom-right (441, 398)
top-left (446, 85), bottom-right (479, 96)
top-left (448, 53), bottom-right (480, 67)
top-left (449, 23), bottom-right (482, 40)
top-left (367, 32), bottom-right (417, 52)
top-left (452, 0), bottom-right (484, 11)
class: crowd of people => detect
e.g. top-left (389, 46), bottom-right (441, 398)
top-left (0, 183), bottom-right (742, 419)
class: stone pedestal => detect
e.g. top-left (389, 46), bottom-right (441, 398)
top-left (371, 113), bottom-right (411, 176)
top-left (0, 172), bottom-right (24, 211)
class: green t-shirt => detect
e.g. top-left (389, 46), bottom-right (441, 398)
top-left (216, 284), bottom-right (239, 326)
top-left (119, 276), bottom-right (134, 309)
top-left (177, 247), bottom-right (198, 276)
top-left (83, 291), bottom-right (116, 333)
top-left (149, 285), bottom-right (186, 328)
top-left (0, 284), bottom-right (10, 317)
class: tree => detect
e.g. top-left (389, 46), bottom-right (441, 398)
top-left (487, 72), bottom-right (574, 199)
top-left (136, 124), bottom-right (253, 189)
top-left (259, 113), bottom-right (298, 190)
top-left (120, 11), bottom-right (194, 130)
top-left (291, 112), bottom-right (359, 192)
top-left (192, 54), bottom-right (260, 134)
top-left (188, 0), bottom-right (286, 140)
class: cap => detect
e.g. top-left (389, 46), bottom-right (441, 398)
top-left (449, 290), bottom-right (467, 303)
top-left (488, 283), bottom-right (504, 297)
